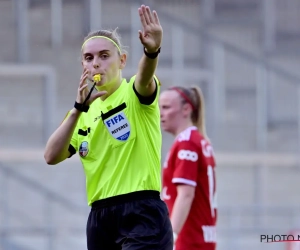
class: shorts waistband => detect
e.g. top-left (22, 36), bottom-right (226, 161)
top-left (91, 190), bottom-right (160, 209)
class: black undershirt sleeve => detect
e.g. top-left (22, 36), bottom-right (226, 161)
top-left (132, 80), bottom-right (158, 105)
top-left (68, 144), bottom-right (76, 158)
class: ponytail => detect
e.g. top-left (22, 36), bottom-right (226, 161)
top-left (169, 85), bottom-right (209, 141)
top-left (190, 86), bottom-right (209, 141)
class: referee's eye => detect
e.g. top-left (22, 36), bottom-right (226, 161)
top-left (100, 54), bottom-right (109, 60)
top-left (85, 56), bottom-right (93, 61)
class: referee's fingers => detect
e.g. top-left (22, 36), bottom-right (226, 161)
top-left (79, 83), bottom-right (88, 92)
top-left (79, 70), bottom-right (89, 88)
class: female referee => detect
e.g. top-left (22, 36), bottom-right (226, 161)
top-left (44, 4), bottom-right (173, 250)
top-left (159, 86), bottom-right (217, 250)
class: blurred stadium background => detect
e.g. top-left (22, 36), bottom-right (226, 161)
top-left (1, 0), bottom-right (300, 249)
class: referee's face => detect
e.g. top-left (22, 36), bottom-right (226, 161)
top-left (159, 90), bottom-right (183, 135)
top-left (81, 38), bottom-right (126, 87)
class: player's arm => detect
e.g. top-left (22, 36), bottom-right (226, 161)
top-left (44, 108), bottom-right (81, 165)
top-left (171, 185), bottom-right (195, 238)
top-left (134, 5), bottom-right (162, 98)
top-left (170, 141), bottom-right (199, 239)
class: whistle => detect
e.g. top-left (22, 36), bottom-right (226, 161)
top-left (93, 74), bottom-right (101, 83)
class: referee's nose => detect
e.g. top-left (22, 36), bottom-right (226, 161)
top-left (93, 59), bottom-right (100, 69)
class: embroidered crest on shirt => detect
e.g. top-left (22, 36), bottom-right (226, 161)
top-left (79, 141), bottom-right (89, 157)
top-left (104, 111), bottom-right (131, 141)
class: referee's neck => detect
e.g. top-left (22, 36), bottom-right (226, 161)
top-left (100, 79), bottom-right (122, 101)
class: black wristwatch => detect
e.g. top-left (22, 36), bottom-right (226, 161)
top-left (144, 47), bottom-right (161, 59)
top-left (74, 101), bottom-right (89, 112)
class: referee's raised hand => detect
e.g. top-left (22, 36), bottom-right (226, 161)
top-left (76, 68), bottom-right (107, 105)
top-left (138, 5), bottom-right (163, 53)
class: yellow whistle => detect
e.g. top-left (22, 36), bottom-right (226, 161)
top-left (93, 74), bottom-right (101, 83)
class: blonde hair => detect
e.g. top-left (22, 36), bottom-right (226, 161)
top-left (170, 85), bottom-right (209, 141)
top-left (82, 28), bottom-right (128, 55)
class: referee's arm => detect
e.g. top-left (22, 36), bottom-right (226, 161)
top-left (44, 108), bottom-right (80, 165)
top-left (134, 49), bottom-right (159, 98)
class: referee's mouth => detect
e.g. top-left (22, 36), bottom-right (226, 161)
top-left (92, 74), bottom-right (103, 84)
top-left (93, 73), bottom-right (102, 76)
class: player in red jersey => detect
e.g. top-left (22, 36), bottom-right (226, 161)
top-left (159, 85), bottom-right (217, 250)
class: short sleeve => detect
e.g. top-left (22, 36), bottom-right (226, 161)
top-left (172, 141), bottom-right (199, 187)
top-left (128, 75), bottom-right (161, 109)
top-left (61, 110), bottom-right (79, 155)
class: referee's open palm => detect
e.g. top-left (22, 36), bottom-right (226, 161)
top-left (138, 5), bottom-right (163, 53)
top-left (76, 69), bottom-right (107, 105)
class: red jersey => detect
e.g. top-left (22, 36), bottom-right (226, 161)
top-left (162, 126), bottom-right (217, 250)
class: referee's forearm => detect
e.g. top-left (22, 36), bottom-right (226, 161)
top-left (44, 108), bottom-right (81, 165)
top-left (136, 54), bottom-right (158, 86)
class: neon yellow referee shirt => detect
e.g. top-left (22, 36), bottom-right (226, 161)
top-left (66, 75), bottom-right (161, 206)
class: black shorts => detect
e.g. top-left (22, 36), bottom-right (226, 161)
top-left (86, 190), bottom-right (173, 250)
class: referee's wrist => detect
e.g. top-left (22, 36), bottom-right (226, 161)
top-left (70, 108), bottom-right (82, 116)
top-left (144, 47), bottom-right (161, 59)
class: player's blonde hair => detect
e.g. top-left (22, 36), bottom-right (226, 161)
top-left (170, 86), bottom-right (209, 141)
